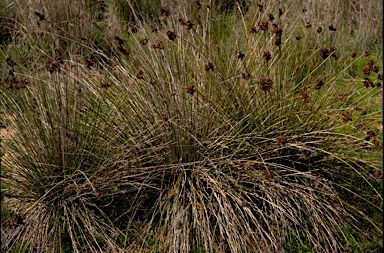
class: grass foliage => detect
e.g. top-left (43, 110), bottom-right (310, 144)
top-left (1, 0), bottom-right (382, 252)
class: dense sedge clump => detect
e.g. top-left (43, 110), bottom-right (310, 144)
top-left (1, 1), bottom-right (382, 252)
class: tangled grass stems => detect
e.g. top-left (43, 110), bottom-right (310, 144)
top-left (1, 0), bottom-right (382, 252)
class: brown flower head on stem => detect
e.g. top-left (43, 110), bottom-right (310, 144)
top-left (364, 130), bottom-right (376, 141)
top-left (305, 22), bottom-right (312, 28)
top-left (363, 78), bottom-right (374, 88)
top-left (186, 84), bottom-right (195, 95)
top-left (195, 0), bottom-right (202, 9)
top-left (316, 26), bottom-right (322, 33)
top-left (302, 8), bottom-right (307, 12)
top-left (178, 17), bottom-right (186, 25)
top-left (300, 91), bottom-right (310, 104)
top-left (263, 51), bottom-right (271, 61)
top-left (376, 82), bottom-right (381, 87)
top-left (364, 50), bottom-right (371, 56)
top-left (205, 62), bottom-right (215, 71)
top-left (378, 73), bottom-right (383, 80)
top-left (101, 83), bottom-right (112, 88)
top-left (151, 25), bottom-right (158, 33)
top-left (186, 20), bottom-right (194, 30)
top-left (140, 38), bottom-right (148, 45)
top-left (34, 11), bottom-right (45, 21)
top-left (258, 77), bottom-right (274, 91)
top-left (314, 79), bottom-right (324, 90)
top-left (242, 72), bottom-right (251, 79)
top-left (46, 58), bottom-right (61, 73)
top-left (114, 36), bottom-right (126, 45)
top-left (268, 13), bottom-right (274, 22)
top-left (258, 21), bottom-right (269, 32)
top-left (372, 66), bottom-right (379, 73)
top-left (117, 44), bottom-right (130, 55)
top-left (351, 52), bottom-right (357, 58)
top-left (367, 59), bottom-right (375, 66)
top-left (258, 3), bottom-right (263, 12)
top-left (328, 25), bottom-right (336, 31)
top-left (152, 41), bottom-right (164, 49)
top-left (296, 36), bottom-right (302, 40)
top-left (235, 50), bottom-right (245, 60)
top-left (250, 26), bottom-right (257, 33)
top-left (342, 111), bottom-right (352, 123)
top-left (275, 38), bottom-right (282, 47)
top-left (167, 31), bottom-right (177, 41)
top-left (162, 114), bottom-right (168, 122)
top-left (136, 69), bottom-right (144, 79)
top-left (6, 57), bottom-right (16, 67)
top-left (276, 135), bottom-right (288, 144)
top-left (279, 8), bottom-right (283, 17)
top-left (363, 66), bottom-right (372, 75)
top-left (271, 24), bottom-right (282, 37)
top-left (160, 6), bottom-right (170, 17)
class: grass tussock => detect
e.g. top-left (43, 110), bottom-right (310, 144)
top-left (1, 0), bottom-right (382, 252)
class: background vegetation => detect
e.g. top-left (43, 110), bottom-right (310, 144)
top-left (1, 0), bottom-right (382, 252)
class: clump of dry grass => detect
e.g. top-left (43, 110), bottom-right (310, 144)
top-left (1, 0), bottom-right (382, 252)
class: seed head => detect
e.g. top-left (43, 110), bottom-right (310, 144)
top-left (186, 84), bottom-right (196, 95)
top-left (342, 111), bottom-right (352, 123)
top-left (250, 26), bottom-right (257, 33)
top-left (140, 38), bottom-right (148, 45)
top-left (296, 36), bottom-right (302, 40)
top-left (242, 72), bottom-right (251, 79)
top-left (258, 21), bottom-right (269, 32)
top-left (101, 83), bottom-right (112, 88)
top-left (268, 13), bottom-right (274, 22)
top-left (305, 22), bottom-right (312, 28)
top-left (151, 25), bottom-right (158, 33)
top-left (314, 79), bottom-right (324, 90)
top-left (160, 6), bottom-right (170, 17)
top-left (364, 50), bottom-right (371, 56)
top-left (378, 73), bottom-right (383, 80)
top-left (363, 78), bottom-right (374, 88)
top-left (300, 91), bottom-right (310, 104)
top-left (162, 114), bottom-right (168, 122)
top-left (235, 50), bottom-right (245, 60)
top-left (258, 77), bottom-right (274, 91)
top-left (195, 0), bottom-right (202, 9)
top-left (328, 25), bottom-right (336, 31)
top-left (204, 62), bottom-right (215, 71)
top-left (167, 31), bottom-right (177, 41)
top-left (136, 69), bottom-right (144, 79)
top-left (276, 135), bottom-right (288, 144)
top-left (114, 36), bottom-right (126, 45)
top-left (263, 51), bottom-right (271, 61)
top-left (258, 4), bottom-right (263, 12)
top-left (316, 26), bottom-right (322, 33)
top-left (351, 52), bottom-right (357, 58)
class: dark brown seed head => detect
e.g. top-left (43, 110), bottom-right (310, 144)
top-left (363, 78), bottom-right (374, 88)
top-left (268, 13), bottom-right (274, 22)
top-left (314, 79), bottom-right (324, 90)
top-left (367, 59), bottom-right (375, 66)
top-left (342, 111), bottom-right (352, 123)
top-left (302, 8), bottom-right (307, 12)
top-left (151, 25), bottom-right (158, 33)
top-left (271, 24), bottom-right (282, 37)
top-left (263, 51), bottom-right (271, 61)
top-left (328, 25), bottom-right (336, 31)
top-left (186, 20), bottom-right (194, 30)
top-left (258, 77), bottom-right (274, 91)
top-left (195, 0), bottom-right (202, 9)
top-left (162, 114), bottom-right (168, 122)
top-left (276, 135), bottom-right (288, 144)
top-left (316, 26), bottom-right (322, 33)
top-left (6, 57), bottom-right (16, 67)
top-left (378, 73), bottom-right (383, 80)
top-left (205, 62), bottom-right (215, 71)
top-left (34, 11), bottom-right (45, 21)
top-left (372, 66), bottom-right (379, 73)
top-left (114, 36), bottom-right (126, 45)
top-left (351, 52), bottom-right (357, 58)
top-left (250, 26), bottom-right (257, 33)
top-left (242, 72), bottom-right (251, 79)
top-left (117, 44), bottom-right (130, 55)
top-left (258, 21), bottom-right (269, 32)
top-left (300, 91), bottom-right (310, 104)
top-left (160, 6), bottom-right (170, 17)
top-left (278, 8), bottom-right (283, 17)
top-left (136, 69), bottom-right (144, 79)
top-left (167, 31), bottom-right (177, 41)
top-left (235, 50), bottom-right (245, 60)
top-left (101, 83), bottom-right (112, 88)
top-left (363, 66), bottom-right (372, 75)
top-left (140, 38), bottom-right (148, 45)
top-left (296, 36), bottom-right (302, 40)
top-left (186, 84), bottom-right (196, 95)
top-left (258, 3), bottom-right (263, 12)
top-left (178, 17), bottom-right (186, 25)
top-left (364, 50), bottom-right (371, 56)
top-left (305, 22), bottom-right (312, 28)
